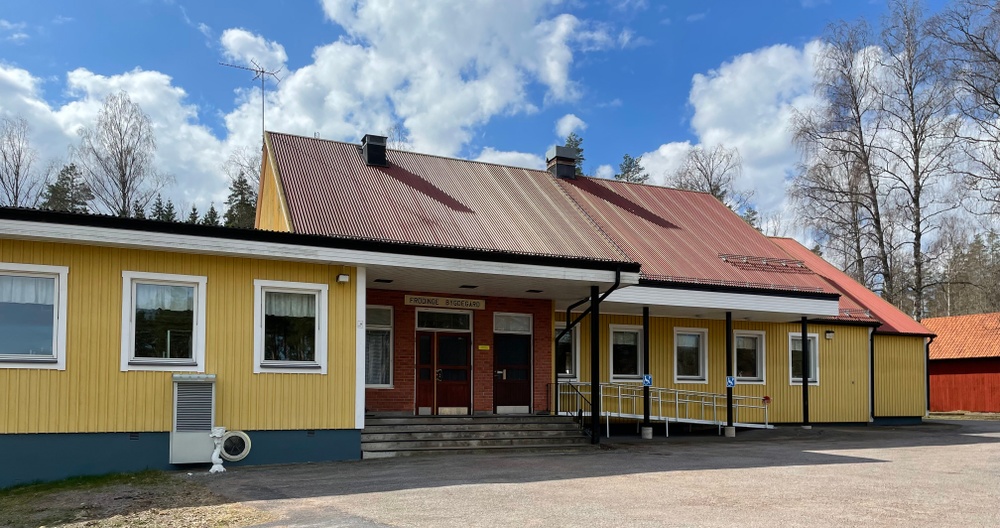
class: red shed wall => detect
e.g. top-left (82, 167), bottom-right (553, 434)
top-left (929, 358), bottom-right (1000, 412)
top-left (365, 289), bottom-right (553, 414)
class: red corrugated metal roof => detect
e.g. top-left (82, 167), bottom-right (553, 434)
top-left (557, 177), bottom-right (839, 294)
top-left (267, 132), bottom-right (630, 263)
top-left (771, 237), bottom-right (933, 335)
top-left (924, 313), bottom-right (1000, 359)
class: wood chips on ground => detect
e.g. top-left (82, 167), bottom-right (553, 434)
top-left (0, 471), bottom-right (276, 528)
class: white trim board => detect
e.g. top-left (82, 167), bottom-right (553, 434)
top-left (355, 267), bottom-right (367, 430)
top-left (605, 286), bottom-right (839, 318)
top-left (0, 219), bottom-right (636, 286)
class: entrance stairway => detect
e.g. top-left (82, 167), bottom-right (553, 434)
top-left (361, 415), bottom-right (593, 458)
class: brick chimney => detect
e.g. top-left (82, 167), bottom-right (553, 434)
top-left (361, 134), bottom-right (388, 166)
top-left (546, 145), bottom-right (577, 179)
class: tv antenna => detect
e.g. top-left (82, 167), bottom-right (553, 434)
top-left (220, 59), bottom-right (282, 142)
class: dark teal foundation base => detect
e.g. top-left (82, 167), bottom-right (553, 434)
top-left (0, 429), bottom-right (360, 489)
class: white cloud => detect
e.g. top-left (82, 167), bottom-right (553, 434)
top-left (686, 12), bottom-right (707, 23)
top-left (594, 164), bottom-right (614, 179)
top-left (220, 28), bottom-right (287, 71)
top-left (0, 20), bottom-right (26, 31)
top-left (475, 147), bottom-right (545, 170)
top-left (555, 113), bottom-right (586, 138)
top-left (0, 19), bottom-right (28, 43)
top-left (638, 141), bottom-right (692, 186)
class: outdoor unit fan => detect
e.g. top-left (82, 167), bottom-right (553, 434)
top-left (220, 430), bottom-right (252, 462)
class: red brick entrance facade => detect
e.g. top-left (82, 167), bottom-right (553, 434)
top-left (365, 290), bottom-right (553, 414)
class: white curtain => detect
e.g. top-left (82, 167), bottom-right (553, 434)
top-left (136, 283), bottom-right (193, 312)
top-left (0, 275), bottom-right (55, 305)
top-left (265, 291), bottom-right (315, 318)
top-left (366, 329), bottom-right (391, 385)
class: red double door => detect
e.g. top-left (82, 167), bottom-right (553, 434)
top-left (415, 331), bottom-right (532, 415)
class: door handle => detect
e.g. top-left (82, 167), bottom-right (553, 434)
top-left (436, 369), bottom-right (443, 381)
top-left (495, 369), bottom-right (506, 380)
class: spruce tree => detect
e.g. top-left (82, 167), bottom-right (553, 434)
top-left (132, 200), bottom-right (146, 219)
top-left (186, 204), bottom-right (199, 224)
top-left (613, 154), bottom-right (649, 183)
top-left (223, 171), bottom-right (257, 228)
top-left (150, 194), bottom-right (166, 220)
top-left (564, 133), bottom-right (585, 177)
top-left (40, 163), bottom-right (93, 213)
top-left (201, 203), bottom-right (220, 226)
top-left (163, 199), bottom-right (178, 222)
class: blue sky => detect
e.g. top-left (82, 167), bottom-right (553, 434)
top-left (0, 0), bottom-right (949, 224)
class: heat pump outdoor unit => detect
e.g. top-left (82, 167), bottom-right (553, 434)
top-left (170, 374), bottom-right (216, 464)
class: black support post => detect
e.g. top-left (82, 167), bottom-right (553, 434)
top-left (590, 285), bottom-right (601, 444)
top-left (726, 311), bottom-right (734, 428)
top-left (643, 306), bottom-right (650, 427)
top-left (801, 316), bottom-right (810, 427)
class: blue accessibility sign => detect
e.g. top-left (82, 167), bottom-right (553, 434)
top-left (726, 376), bottom-right (736, 388)
top-left (642, 374), bottom-right (653, 387)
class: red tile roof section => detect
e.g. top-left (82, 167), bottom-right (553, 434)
top-left (556, 177), bottom-right (839, 294)
top-left (923, 313), bottom-right (1000, 359)
top-left (267, 132), bottom-right (630, 263)
top-left (771, 237), bottom-right (933, 335)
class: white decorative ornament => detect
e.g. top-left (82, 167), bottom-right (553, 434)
top-left (209, 427), bottom-right (227, 473)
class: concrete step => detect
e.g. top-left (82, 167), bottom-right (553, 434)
top-left (362, 428), bottom-right (584, 442)
top-left (364, 415), bottom-right (577, 426)
top-left (362, 443), bottom-right (597, 459)
top-left (362, 436), bottom-right (592, 452)
top-left (363, 422), bottom-right (581, 434)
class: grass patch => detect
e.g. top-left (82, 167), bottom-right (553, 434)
top-left (0, 470), bottom-right (275, 527)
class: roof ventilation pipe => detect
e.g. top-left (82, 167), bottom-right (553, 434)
top-left (361, 134), bottom-right (388, 167)
top-left (546, 145), bottom-right (578, 179)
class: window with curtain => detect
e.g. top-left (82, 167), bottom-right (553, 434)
top-left (0, 274), bottom-right (56, 358)
top-left (263, 291), bottom-right (317, 362)
top-left (675, 329), bottom-right (707, 382)
top-left (555, 325), bottom-right (576, 379)
top-left (611, 327), bottom-right (642, 379)
top-left (735, 332), bottom-right (764, 382)
top-left (133, 283), bottom-right (195, 360)
top-left (366, 306), bottom-right (392, 386)
top-left (789, 335), bottom-right (819, 384)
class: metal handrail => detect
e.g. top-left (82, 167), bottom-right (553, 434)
top-left (549, 382), bottom-right (594, 437)
top-left (552, 382), bottom-right (771, 436)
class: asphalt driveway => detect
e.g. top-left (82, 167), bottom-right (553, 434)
top-left (189, 420), bottom-right (1000, 527)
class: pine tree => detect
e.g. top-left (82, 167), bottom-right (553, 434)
top-left (163, 199), bottom-right (177, 222)
top-left (614, 154), bottom-right (649, 183)
top-left (223, 171), bottom-right (257, 228)
top-left (564, 133), bottom-right (585, 177)
top-left (150, 194), bottom-right (166, 220)
top-left (132, 200), bottom-right (146, 219)
top-left (39, 163), bottom-right (93, 213)
top-left (201, 203), bottom-right (220, 226)
top-left (186, 204), bottom-right (199, 224)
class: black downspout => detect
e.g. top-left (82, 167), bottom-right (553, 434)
top-left (801, 317), bottom-right (810, 427)
top-left (643, 306), bottom-right (650, 428)
top-left (926, 336), bottom-right (935, 415)
top-left (726, 311), bottom-right (734, 428)
top-left (869, 329), bottom-right (876, 423)
top-left (590, 285), bottom-right (601, 444)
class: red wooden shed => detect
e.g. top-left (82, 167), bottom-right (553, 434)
top-left (924, 313), bottom-right (1000, 413)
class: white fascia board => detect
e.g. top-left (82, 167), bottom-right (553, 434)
top-left (0, 219), bottom-right (635, 286)
top-left (606, 285), bottom-right (840, 318)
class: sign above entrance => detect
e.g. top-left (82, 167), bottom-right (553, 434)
top-left (405, 295), bottom-right (485, 310)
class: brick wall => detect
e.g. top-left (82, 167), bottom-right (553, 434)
top-left (364, 289), bottom-right (553, 414)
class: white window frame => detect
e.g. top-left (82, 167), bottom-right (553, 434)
top-left (554, 323), bottom-right (580, 381)
top-left (120, 271), bottom-right (207, 373)
top-left (788, 333), bottom-right (819, 386)
top-left (0, 263), bottom-right (68, 370)
top-left (365, 305), bottom-right (393, 388)
top-left (610, 324), bottom-right (644, 382)
top-left (733, 330), bottom-right (766, 384)
top-left (674, 327), bottom-right (708, 384)
top-left (254, 279), bottom-right (328, 374)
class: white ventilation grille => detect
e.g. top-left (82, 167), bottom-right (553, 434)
top-left (170, 374), bottom-right (216, 464)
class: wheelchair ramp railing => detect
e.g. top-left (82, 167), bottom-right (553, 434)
top-left (552, 382), bottom-right (773, 436)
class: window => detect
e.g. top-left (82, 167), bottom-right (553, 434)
top-left (121, 271), bottom-right (206, 372)
top-left (0, 263), bottom-right (68, 370)
top-left (494, 313), bottom-right (532, 334)
top-left (416, 310), bottom-right (471, 331)
top-left (734, 331), bottom-right (765, 383)
top-left (554, 324), bottom-right (578, 380)
top-left (674, 328), bottom-right (707, 383)
top-left (610, 325), bottom-right (643, 381)
top-left (789, 333), bottom-right (819, 385)
top-left (254, 280), bottom-right (328, 374)
top-left (366, 306), bottom-right (393, 387)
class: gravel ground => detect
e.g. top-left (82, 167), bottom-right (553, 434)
top-left (194, 419), bottom-right (1000, 527)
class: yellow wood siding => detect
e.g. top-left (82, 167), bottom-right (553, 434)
top-left (0, 239), bottom-right (357, 434)
top-left (255, 138), bottom-right (292, 232)
top-left (556, 314), bottom-right (871, 423)
top-left (874, 334), bottom-right (926, 417)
